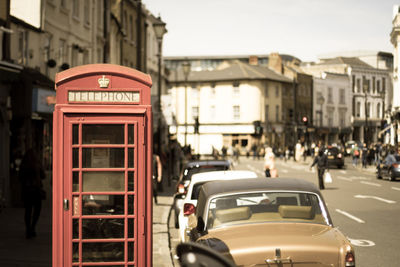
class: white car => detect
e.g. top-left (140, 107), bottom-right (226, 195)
top-left (177, 170), bottom-right (258, 242)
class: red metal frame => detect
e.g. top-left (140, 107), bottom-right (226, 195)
top-left (53, 64), bottom-right (153, 267)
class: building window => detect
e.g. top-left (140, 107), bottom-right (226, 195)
top-left (210, 105), bottom-right (216, 120)
top-left (233, 106), bottom-right (240, 120)
top-left (327, 108), bottom-right (334, 126)
top-left (352, 75), bottom-right (355, 92)
top-left (372, 76), bottom-right (376, 94)
top-left (129, 15), bottom-right (134, 41)
top-left (97, 0), bottom-right (103, 26)
top-left (339, 88), bottom-right (345, 104)
top-left (366, 102), bottom-right (371, 118)
top-left (265, 104), bottom-right (269, 122)
top-left (377, 103), bottom-right (381, 118)
top-left (356, 78), bottom-right (361, 93)
top-left (233, 82), bottom-right (240, 97)
top-left (382, 77), bottom-right (386, 93)
top-left (59, 39), bottom-right (66, 63)
top-left (84, 0), bottom-right (90, 25)
top-left (275, 85), bottom-right (279, 97)
top-left (265, 87), bottom-right (269, 98)
top-left (275, 105), bottom-right (279, 121)
top-left (356, 102), bottom-right (361, 117)
top-left (377, 80), bottom-right (381, 93)
top-left (339, 110), bottom-right (345, 127)
top-left (191, 87), bottom-right (198, 98)
top-left (61, 0), bottom-right (66, 9)
top-left (328, 87), bottom-right (333, 103)
top-left (192, 106), bottom-right (199, 118)
top-left (73, 0), bottom-right (79, 18)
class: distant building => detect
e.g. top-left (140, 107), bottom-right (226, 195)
top-left (391, 5), bottom-right (400, 146)
top-left (166, 60), bottom-right (293, 155)
top-left (302, 57), bottom-right (390, 144)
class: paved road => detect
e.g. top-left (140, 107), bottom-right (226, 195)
top-left (168, 156), bottom-right (400, 267)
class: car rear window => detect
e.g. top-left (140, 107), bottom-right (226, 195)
top-left (206, 192), bottom-right (329, 229)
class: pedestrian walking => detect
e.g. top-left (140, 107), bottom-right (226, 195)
top-left (351, 144), bottom-right (360, 166)
top-left (264, 147), bottom-right (278, 178)
top-left (361, 143), bottom-right (368, 168)
top-left (153, 153), bottom-right (163, 204)
top-left (19, 149), bottom-right (46, 239)
top-left (310, 149), bottom-right (328, 190)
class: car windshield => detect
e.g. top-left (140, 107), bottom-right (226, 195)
top-left (183, 165), bottom-right (229, 181)
top-left (206, 191), bottom-right (329, 229)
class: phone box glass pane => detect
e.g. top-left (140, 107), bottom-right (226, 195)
top-left (82, 172), bottom-right (124, 192)
top-left (82, 124), bottom-right (124, 144)
top-left (83, 148), bottom-right (124, 168)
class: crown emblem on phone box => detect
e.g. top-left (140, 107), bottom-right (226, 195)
top-left (98, 75), bottom-right (110, 88)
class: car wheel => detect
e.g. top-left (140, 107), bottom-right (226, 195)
top-left (377, 169), bottom-right (382, 179)
top-left (174, 211), bottom-right (179, 229)
top-left (390, 170), bottom-right (396, 181)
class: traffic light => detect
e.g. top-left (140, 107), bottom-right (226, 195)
top-left (253, 120), bottom-right (263, 136)
top-left (302, 116), bottom-right (308, 125)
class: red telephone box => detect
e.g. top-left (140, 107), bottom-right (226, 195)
top-left (53, 64), bottom-right (153, 267)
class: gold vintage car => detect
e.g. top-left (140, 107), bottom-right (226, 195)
top-left (188, 178), bottom-right (355, 267)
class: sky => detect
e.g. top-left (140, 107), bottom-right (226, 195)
top-left (142, 0), bottom-right (399, 62)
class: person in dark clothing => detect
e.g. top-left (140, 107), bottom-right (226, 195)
top-left (361, 143), bottom-right (368, 168)
top-left (152, 153), bottom-right (162, 204)
top-left (19, 149), bottom-right (46, 239)
top-left (310, 149), bottom-right (328, 190)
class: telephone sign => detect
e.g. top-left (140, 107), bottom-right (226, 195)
top-left (53, 64), bottom-right (153, 267)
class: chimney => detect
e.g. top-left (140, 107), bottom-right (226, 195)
top-left (268, 52), bottom-right (283, 74)
top-left (249, 55), bottom-right (258, 65)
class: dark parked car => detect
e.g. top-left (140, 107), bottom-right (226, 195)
top-left (326, 146), bottom-right (345, 169)
top-left (172, 160), bottom-right (232, 228)
top-left (376, 155), bottom-right (400, 181)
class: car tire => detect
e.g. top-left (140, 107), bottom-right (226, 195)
top-left (376, 169), bottom-right (382, 179)
top-left (390, 170), bottom-right (396, 181)
top-left (174, 211), bottom-right (179, 229)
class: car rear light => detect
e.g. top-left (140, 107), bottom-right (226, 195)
top-left (393, 163), bottom-right (399, 168)
top-left (338, 153), bottom-right (342, 158)
top-left (177, 183), bottom-right (186, 194)
top-left (345, 251), bottom-right (355, 266)
top-left (183, 203), bottom-right (196, 216)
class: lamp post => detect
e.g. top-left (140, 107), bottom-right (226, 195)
top-left (153, 17), bottom-right (167, 155)
top-left (182, 61), bottom-right (191, 146)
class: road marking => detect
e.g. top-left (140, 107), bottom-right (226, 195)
top-left (337, 176), bottom-right (353, 181)
top-left (360, 181), bottom-right (381, 187)
top-left (339, 170), bottom-right (347, 174)
top-left (281, 169), bottom-right (288, 173)
top-left (336, 209), bottom-right (365, 223)
top-left (392, 187), bottom-right (400, 191)
top-left (347, 238), bottom-right (375, 247)
top-left (354, 195), bottom-right (396, 204)
top-left (350, 176), bottom-right (368, 180)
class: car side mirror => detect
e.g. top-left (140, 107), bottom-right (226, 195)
top-left (177, 242), bottom-right (236, 267)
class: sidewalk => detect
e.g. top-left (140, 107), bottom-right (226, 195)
top-left (0, 177), bottom-right (176, 267)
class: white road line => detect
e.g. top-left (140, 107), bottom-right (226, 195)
top-left (337, 176), bottom-right (353, 181)
top-left (392, 187), bottom-right (400, 191)
top-left (360, 181), bottom-right (382, 187)
top-left (336, 209), bottom-right (365, 223)
top-left (354, 195), bottom-right (396, 204)
top-left (339, 170), bottom-right (347, 174)
top-left (281, 169), bottom-right (288, 173)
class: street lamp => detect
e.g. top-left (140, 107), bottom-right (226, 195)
top-left (182, 61), bottom-right (191, 146)
top-left (153, 17), bottom-right (167, 155)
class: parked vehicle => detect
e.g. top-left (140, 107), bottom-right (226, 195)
top-left (188, 178), bottom-right (355, 267)
top-left (177, 170), bottom-right (258, 242)
top-left (326, 146), bottom-right (345, 168)
top-left (376, 154), bottom-right (400, 181)
top-left (172, 160), bottom-right (232, 228)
